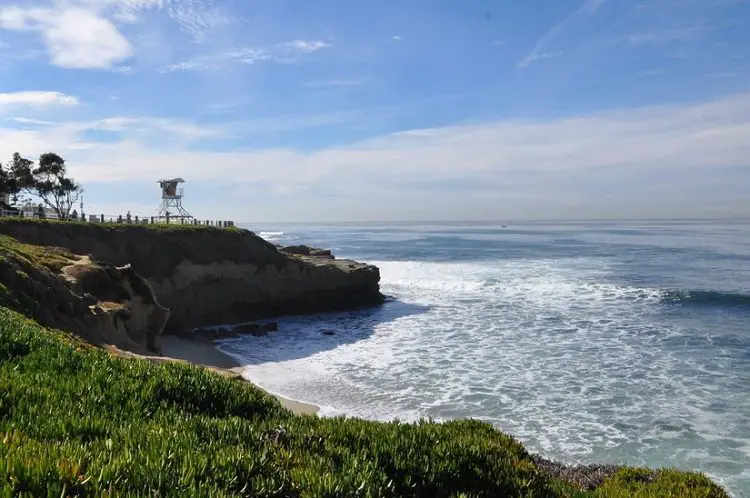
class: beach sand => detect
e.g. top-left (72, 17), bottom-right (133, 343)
top-left (157, 335), bottom-right (319, 416)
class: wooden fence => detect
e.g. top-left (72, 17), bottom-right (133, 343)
top-left (0, 210), bottom-right (235, 228)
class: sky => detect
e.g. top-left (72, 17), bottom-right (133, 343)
top-left (0, 0), bottom-right (749, 223)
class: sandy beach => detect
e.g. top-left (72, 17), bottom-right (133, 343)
top-left (158, 335), bottom-right (319, 415)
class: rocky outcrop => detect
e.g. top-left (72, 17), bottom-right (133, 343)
top-left (281, 245), bottom-right (334, 259)
top-left (0, 240), bottom-right (169, 354)
top-left (63, 259), bottom-right (170, 352)
top-left (0, 220), bottom-right (384, 334)
top-left (190, 322), bottom-right (279, 341)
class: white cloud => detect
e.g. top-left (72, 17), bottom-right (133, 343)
top-left (2, 91), bottom-right (749, 220)
top-left (0, 0), bottom-right (230, 69)
top-left (4, 91), bottom-right (748, 180)
top-left (0, 4), bottom-right (132, 68)
top-left (42, 8), bottom-right (132, 68)
top-left (277, 40), bottom-right (330, 53)
top-left (0, 91), bottom-right (79, 106)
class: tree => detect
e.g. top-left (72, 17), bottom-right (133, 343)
top-left (0, 159), bottom-right (21, 205)
top-left (11, 152), bottom-right (83, 220)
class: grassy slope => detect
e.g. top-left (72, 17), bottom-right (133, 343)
top-left (0, 307), bottom-right (728, 498)
top-left (0, 233), bottom-right (78, 318)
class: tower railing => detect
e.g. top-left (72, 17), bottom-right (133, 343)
top-left (162, 188), bottom-right (184, 199)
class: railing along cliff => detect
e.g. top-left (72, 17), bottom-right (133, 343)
top-left (0, 210), bottom-right (235, 228)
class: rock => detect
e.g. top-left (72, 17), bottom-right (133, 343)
top-left (262, 322), bottom-right (279, 332)
top-left (0, 246), bottom-right (169, 355)
top-left (281, 245), bottom-right (334, 259)
top-left (230, 321), bottom-right (279, 337)
top-left (0, 220), bottom-right (384, 333)
top-left (190, 322), bottom-right (280, 341)
top-left (280, 245), bottom-right (313, 256)
top-left (310, 249), bottom-right (334, 259)
top-left (231, 323), bottom-right (268, 336)
top-left (530, 455), bottom-right (647, 491)
top-left (82, 292), bottom-right (98, 306)
top-left (322, 330), bottom-right (336, 336)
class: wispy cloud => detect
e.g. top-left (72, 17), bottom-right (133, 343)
top-left (518, 0), bottom-right (606, 68)
top-left (163, 60), bottom-right (218, 72)
top-left (518, 51), bottom-right (563, 67)
top-left (277, 40), bottom-right (330, 53)
top-left (165, 1), bottom-right (230, 41)
top-left (626, 26), bottom-right (709, 47)
top-left (0, 91), bottom-right (79, 107)
top-left (164, 39), bottom-right (332, 72)
top-left (2, 90), bottom-right (748, 220)
top-left (3, 91), bottom-right (748, 187)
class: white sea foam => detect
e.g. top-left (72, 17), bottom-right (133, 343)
top-left (258, 231), bottom-right (286, 242)
top-left (223, 257), bottom-right (750, 496)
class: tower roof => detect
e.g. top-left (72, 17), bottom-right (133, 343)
top-left (158, 177), bottom-right (185, 184)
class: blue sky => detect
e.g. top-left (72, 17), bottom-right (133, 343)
top-left (0, 0), bottom-right (749, 222)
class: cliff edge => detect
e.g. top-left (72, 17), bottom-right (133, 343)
top-left (0, 219), bottom-right (384, 334)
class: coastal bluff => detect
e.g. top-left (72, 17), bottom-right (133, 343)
top-left (0, 219), bottom-right (384, 338)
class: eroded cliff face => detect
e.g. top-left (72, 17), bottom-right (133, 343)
top-left (0, 220), bottom-right (383, 333)
top-left (0, 238), bottom-right (169, 353)
top-left (62, 259), bottom-right (170, 352)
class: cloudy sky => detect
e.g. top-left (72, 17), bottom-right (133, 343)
top-left (0, 0), bottom-right (748, 222)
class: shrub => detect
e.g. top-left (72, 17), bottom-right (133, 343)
top-left (0, 307), bottom-right (730, 497)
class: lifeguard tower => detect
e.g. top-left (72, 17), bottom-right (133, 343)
top-left (156, 177), bottom-right (193, 222)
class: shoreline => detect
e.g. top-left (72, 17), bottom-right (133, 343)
top-left (153, 337), bottom-right (699, 492)
top-left (157, 335), bottom-right (320, 415)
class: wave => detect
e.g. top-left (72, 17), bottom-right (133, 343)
top-left (259, 231), bottom-right (285, 242)
top-left (661, 289), bottom-right (750, 308)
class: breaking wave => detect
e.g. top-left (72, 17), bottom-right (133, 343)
top-left (258, 231), bottom-right (285, 242)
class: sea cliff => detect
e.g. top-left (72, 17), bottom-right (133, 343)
top-left (0, 219), bottom-right (384, 339)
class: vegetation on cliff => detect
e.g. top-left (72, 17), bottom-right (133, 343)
top-left (0, 233), bottom-right (77, 315)
top-left (0, 306), bottom-right (729, 497)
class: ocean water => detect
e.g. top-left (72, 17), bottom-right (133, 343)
top-left (218, 221), bottom-right (750, 496)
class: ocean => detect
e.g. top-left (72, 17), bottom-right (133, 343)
top-left (217, 221), bottom-right (750, 497)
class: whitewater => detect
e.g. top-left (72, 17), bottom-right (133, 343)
top-left (219, 222), bottom-right (750, 496)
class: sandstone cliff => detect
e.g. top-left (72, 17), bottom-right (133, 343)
top-left (0, 220), bottom-right (383, 334)
top-left (0, 235), bottom-right (169, 353)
